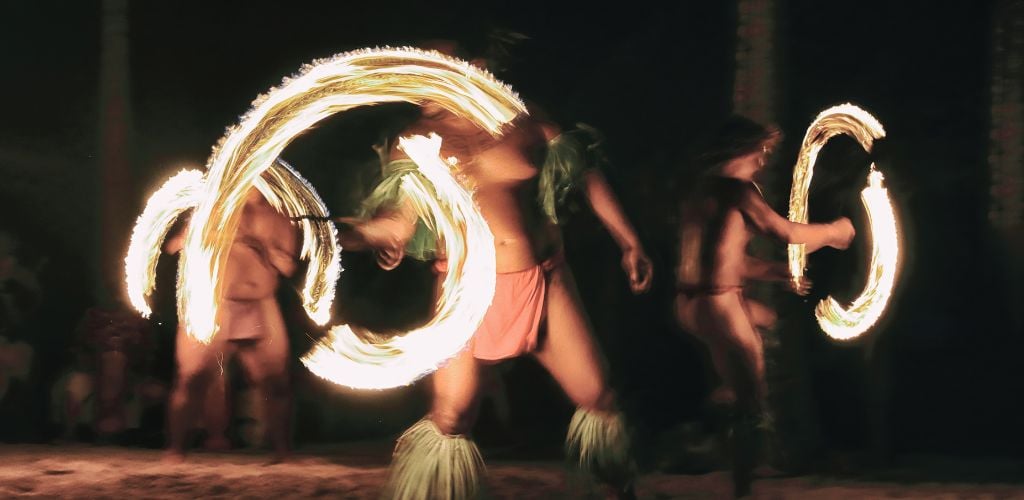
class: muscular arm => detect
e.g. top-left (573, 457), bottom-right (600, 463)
top-left (536, 119), bottom-right (644, 253)
top-left (338, 205), bottom-right (418, 250)
top-left (536, 118), bottom-right (652, 292)
top-left (580, 161), bottom-right (653, 293)
top-left (582, 169), bottom-right (644, 253)
top-left (236, 203), bottom-right (300, 279)
top-left (737, 183), bottom-right (853, 253)
top-left (335, 143), bottom-right (421, 270)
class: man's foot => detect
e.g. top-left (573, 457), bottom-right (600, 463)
top-left (265, 452), bottom-right (290, 466)
top-left (161, 450), bottom-right (186, 464)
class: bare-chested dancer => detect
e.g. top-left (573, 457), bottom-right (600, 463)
top-left (163, 189), bottom-right (298, 462)
top-left (339, 41), bottom-right (652, 499)
top-left (674, 115), bottom-right (854, 497)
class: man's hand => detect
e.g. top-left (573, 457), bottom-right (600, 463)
top-left (335, 217), bottom-right (369, 250)
top-left (335, 217), bottom-right (405, 271)
top-left (374, 247), bottom-right (405, 271)
top-left (621, 247), bottom-right (653, 294)
top-left (830, 217), bottom-right (856, 250)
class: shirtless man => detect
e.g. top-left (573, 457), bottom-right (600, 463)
top-left (164, 189), bottom-right (298, 462)
top-left (674, 115), bottom-right (855, 497)
top-left (340, 43), bottom-right (652, 499)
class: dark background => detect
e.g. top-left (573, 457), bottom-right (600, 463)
top-left (2, 0), bottom-right (1020, 466)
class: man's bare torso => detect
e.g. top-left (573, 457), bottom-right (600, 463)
top-left (219, 191), bottom-right (297, 340)
top-left (401, 114), bottom-right (559, 272)
top-left (676, 176), bottom-right (755, 292)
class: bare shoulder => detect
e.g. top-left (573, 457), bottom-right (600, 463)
top-left (523, 102), bottom-right (560, 141)
top-left (536, 119), bottom-right (560, 142)
top-left (699, 176), bottom-right (752, 208)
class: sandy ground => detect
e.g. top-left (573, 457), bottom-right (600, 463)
top-left (1, 444), bottom-right (1022, 499)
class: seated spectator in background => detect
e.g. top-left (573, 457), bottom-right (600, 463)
top-left (0, 230), bottom-right (39, 441)
top-left (50, 307), bottom-right (166, 443)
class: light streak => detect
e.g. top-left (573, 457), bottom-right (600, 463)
top-left (786, 104), bottom-right (899, 340)
top-left (126, 47), bottom-right (523, 388)
top-left (181, 47), bottom-right (521, 345)
top-left (124, 160), bottom-right (337, 325)
top-left (301, 134), bottom-right (496, 389)
top-left (124, 169), bottom-right (204, 319)
top-left (814, 167), bottom-right (900, 340)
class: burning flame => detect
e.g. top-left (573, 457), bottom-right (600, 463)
top-left (125, 169), bottom-right (205, 319)
top-left (125, 47), bottom-right (523, 389)
top-left (301, 134), bottom-right (497, 389)
top-left (787, 104), bottom-right (900, 340)
top-left (124, 160), bottom-right (338, 325)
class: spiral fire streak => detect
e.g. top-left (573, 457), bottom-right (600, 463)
top-left (124, 159), bottom-right (337, 325)
top-left (125, 169), bottom-right (205, 319)
top-left (814, 167), bottom-right (900, 340)
top-left (301, 134), bottom-right (497, 389)
top-left (126, 47), bottom-right (523, 388)
top-left (786, 104), bottom-right (899, 340)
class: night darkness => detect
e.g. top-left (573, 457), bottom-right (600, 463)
top-left (1, 0), bottom-right (1022, 494)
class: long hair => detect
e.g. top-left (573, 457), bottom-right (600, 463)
top-left (673, 115), bottom-right (782, 202)
top-left (695, 114), bottom-right (782, 175)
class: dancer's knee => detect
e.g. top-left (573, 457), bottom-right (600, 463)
top-left (576, 386), bottom-right (616, 414)
top-left (430, 406), bottom-right (475, 436)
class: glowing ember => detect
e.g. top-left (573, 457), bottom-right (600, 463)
top-left (787, 104), bottom-right (900, 340)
